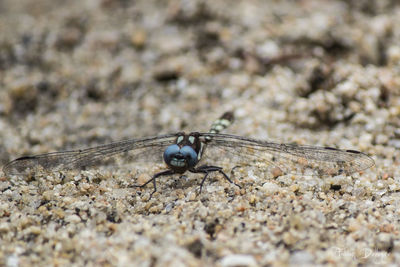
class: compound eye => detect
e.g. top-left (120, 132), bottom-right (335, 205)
top-left (180, 146), bottom-right (198, 168)
top-left (163, 144), bottom-right (180, 164)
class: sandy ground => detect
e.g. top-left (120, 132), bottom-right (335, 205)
top-left (1, 0), bottom-right (400, 266)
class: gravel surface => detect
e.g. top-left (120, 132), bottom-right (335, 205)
top-left (1, 0), bottom-right (400, 266)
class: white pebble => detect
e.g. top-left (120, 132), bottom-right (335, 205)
top-left (289, 251), bottom-right (314, 265)
top-left (65, 214), bottom-right (81, 224)
top-left (219, 254), bottom-right (257, 267)
top-left (262, 182), bottom-right (280, 195)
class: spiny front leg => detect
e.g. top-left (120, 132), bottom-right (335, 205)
top-left (190, 165), bottom-right (241, 194)
top-left (133, 169), bottom-right (175, 199)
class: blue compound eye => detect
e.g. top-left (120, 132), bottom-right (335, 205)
top-left (180, 146), bottom-right (198, 168)
top-left (163, 144), bottom-right (198, 169)
top-left (163, 144), bottom-right (180, 165)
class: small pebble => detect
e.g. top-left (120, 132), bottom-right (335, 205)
top-left (219, 254), bottom-right (257, 267)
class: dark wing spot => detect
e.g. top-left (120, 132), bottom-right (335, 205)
top-left (346, 149), bottom-right (361, 154)
top-left (12, 156), bottom-right (36, 161)
top-left (324, 146), bottom-right (339, 151)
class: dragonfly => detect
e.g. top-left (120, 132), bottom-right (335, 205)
top-left (3, 112), bottom-right (374, 198)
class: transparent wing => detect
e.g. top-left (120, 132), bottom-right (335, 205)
top-left (3, 133), bottom-right (179, 175)
top-left (200, 133), bottom-right (374, 176)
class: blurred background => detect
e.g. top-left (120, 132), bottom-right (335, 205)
top-left (1, 0), bottom-right (399, 161)
top-left (1, 0), bottom-right (400, 265)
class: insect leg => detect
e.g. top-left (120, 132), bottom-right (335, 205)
top-left (134, 169), bottom-right (175, 199)
top-left (190, 165), bottom-right (241, 193)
